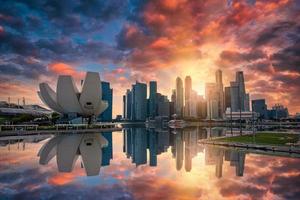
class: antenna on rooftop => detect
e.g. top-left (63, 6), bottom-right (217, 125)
top-left (8, 97), bottom-right (10, 108)
top-left (23, 97), bottom-right (25, 106)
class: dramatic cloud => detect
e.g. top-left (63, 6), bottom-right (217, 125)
top-left (0, 0), bottom-right (300, 115)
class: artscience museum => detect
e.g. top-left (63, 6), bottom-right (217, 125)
top-left (38, 72), bottom-right (109, 121)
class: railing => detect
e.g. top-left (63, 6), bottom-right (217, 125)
top-left (0, 124), bottom-right (38, 132)
top-left (0, 123), bottom-right (122, 133)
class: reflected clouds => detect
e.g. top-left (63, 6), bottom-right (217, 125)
top-left (0, 128), bottom-right (300, 199)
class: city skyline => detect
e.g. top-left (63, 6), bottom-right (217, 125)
top-left (1, 1), bottom-right (300, 117)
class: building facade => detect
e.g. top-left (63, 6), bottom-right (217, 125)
top-left (98, 82), bottom-right (113, 121)
top-left (176, 77), bottom-right (184, 117)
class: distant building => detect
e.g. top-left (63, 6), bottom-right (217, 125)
top-left (268, 104), bottom-right (289, 120)
top-left (230, 81), bottom-right (240, 112)
top-left (124, 90), bottom-right (132, 120)
top-left (149, 81), bottom-right (157, 118)
top-left (157, 93), bottom-right (170, 118)
top-left (205, 83), bottom-right (219, 119)
top-left (171, 89), bottom-right (176, 103)
top-left (252, 99), bottom-right (267, 119)
top-left (98, 82), bottom-right (113, 122)
top-left (224, 87), bottom-right (231, 110)
top-left (184, 76), bottom-right (192, 117)
top-left (131, 82), bottom-right (147, 121)
top-left (197, 95), bottom-right (207, 119)
top-left (215, 70), bottom-right (224, 117)
top-left (224, 108), bottom-right (259, 121)
top-left (176, 77), bottom-right (184, 116)
top-left (245, 93), bottom-right (250, 111)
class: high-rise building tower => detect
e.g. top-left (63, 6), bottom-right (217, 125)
top-left (216, 70), bottom-right (224, 117)
top-left (98, 81), bottom-right (113, 121)
top-left (149, 81), bottom-right (157, 118)
top-left (224, 87), bottom-right (231, 110)
top-left (236, 71), bottom-right (246, 111)
top-left (171, 89), bottom-right (176, 103)
top-left (230, 81), bottom-right (239, 112)
top-left (125, 89), bottom-right (132, 120)
top-left (176, 77), bottom-right (184, 116)
top-left (131, 82), bottom-right (147, 121)
top-left (184, 76), bottom-right (192, 117)
top-left (205, 83), bottom-right (219, 119)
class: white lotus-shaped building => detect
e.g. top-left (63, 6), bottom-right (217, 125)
top-left (38, 72), bottom-right (108, 117)
top-left (38, 133), bottom-right (108, 176)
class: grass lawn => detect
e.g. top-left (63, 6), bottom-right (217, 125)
top-left (215, 132), bottom-right (300, 146)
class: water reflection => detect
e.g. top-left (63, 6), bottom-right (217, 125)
top-left (1, 127), bottom-right (300, 199)
top-left (123, 127), bottom-right (246, 178)
top-left (38, 133), bottom-right (113, 176)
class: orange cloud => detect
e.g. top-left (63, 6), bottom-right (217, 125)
top-left (48, 62), bottom-right (84, 78)
top-left (150, 37), bottom-right (172, 49)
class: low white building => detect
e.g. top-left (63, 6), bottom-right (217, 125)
top-left (225, 108), bottom-right (259, 121)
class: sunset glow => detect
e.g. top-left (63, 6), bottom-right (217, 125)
top-left (0, 0), bottom-right (299, 116)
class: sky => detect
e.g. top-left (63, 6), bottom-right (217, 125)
top-left (0, 0), bottom-right (299, 116)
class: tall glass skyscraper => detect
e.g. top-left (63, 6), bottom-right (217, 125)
top-left (98, 81), bottom-right (113, 121)
top-left (216, 70), bottom-right (224, 117)
top-left (184, 76), bottom-right (192, 117)
top-left (176, 77), bottom-right (183, 116)
top-left (131, 82), bottom-right (147, 121)
top-left (149, 81), bottom-right (157, 118)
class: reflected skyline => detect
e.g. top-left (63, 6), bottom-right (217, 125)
top-left (123, 127), bottom-right (246, 178)
top-left (1, 128), bottom-right (300, 199)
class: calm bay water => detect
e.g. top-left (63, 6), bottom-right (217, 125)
top-left (0, 127), bottom-right (300, 200)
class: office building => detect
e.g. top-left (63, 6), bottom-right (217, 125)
top-left (171, 89), bottom-right (176, 103)
top-left (122, 95), bottom-right (126, 119)
top-left (176, 77), bottom-right (184, 116)
top-left (252, 99), bottom-right (268, 119)
top-left (236, 71), bottom-right (246, 111)
top-left (245, 93), bottom-right (250, 111)
top-left (157, 93), bottom-right (170, 117)
top-left (184, 76), bottom-right (192, 117)
top-left (197, 95), bottom-right (207, 119)
top-left (131, 82), bottom-right (147, 121)
top-left (230, 81), bottom-right (240, 112)
top-left (149, 81), bottom-right (157, 118)
top-left (98, 82), bottom-right (113, 121)
top-left (205, 83), bottom-right (219, 119)
top-left (215, 70), bottom-right (224, 117)
top-left (268, 104), bottom-right (289, 120)
top-left (124, 89), bottom-right (132, 120)
top-left (224, 87), bottom-right (231, 110)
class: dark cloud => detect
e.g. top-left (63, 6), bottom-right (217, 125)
top-left (0, 55), bottom-right (48, 79)
top-left (271, 40), bottom-right (300, 73)
top-left (246, 60), bottom-right (273, 74)
top-left (219, 49), bottom-right (267, 64)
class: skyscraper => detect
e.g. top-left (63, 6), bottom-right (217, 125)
top-left (125, 89), bottom-right (132, 120)
top-left (216, 70), bottom-right (224, 117)
top-left (230, 81), bottom-right (239, 112)
top-left (197, 95), bottom-right (207, 119)
top-left (131, 82), bottom-right (147, 121)
top-left (224, 87), bottom-right (231, 110)
top-left (149, 81), bottom-right (157, 118)
top-left (171, 89), bottom-right (176, 103)
top-left (122, 95), bottom-right (126, 119)
top-left (205, 83), bottom-right (219, 119)
top-left (176, 77), bottom-right (183, 117)
top-left (245, 93), bottom-right (250, 111)
top-left (98, 81), bottom-right (113, 121)
top-left (229, 71), bottom-right (249, 112)
top-left (236, 71), bottom-right (246, 111)
top-left (184, 76), bottom-right (192, 117)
